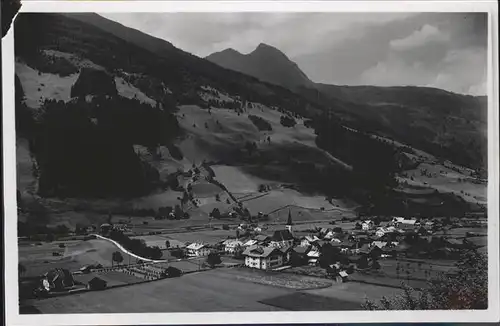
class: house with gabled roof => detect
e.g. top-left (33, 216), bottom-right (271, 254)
top-left (362, 220), bottom-right (373, 231)
top-left (43, 268), bottom-right (74, 291)
top-left (243, 245), bottom-right (284, 270)
top-left (371, 241), bottom-right (387, 249)
top-left (300, 235), bottom-right (320, 247)
top-left (307, 249), bottom-right (320, 265)
top-left (186, 242), bottom-right (210, 257)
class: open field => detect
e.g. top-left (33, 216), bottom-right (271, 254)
top-left (132, 229), bottom-right (234, 246)
top-left (347, 258), bottom-right (457, 289)
top-left (73, 270), bottom-right (144, 287)
top-left (165, 258), bottom-right (207, 273)
top-left (241, 189), bottom-right (350, 217)
top-left (19, 241), bottom-right (76, 263)
top-left (162, 229), bottom-right (234, 244)
top-left (259, 292), bottom-right (361, 310)
top-left (304, 280), bottom-right (404, 303)
top-left (19, 239), bottom-right (139, 277)
top-left (16, 61), bottom-right (79, 109)
top-left (212, 165), bottom-right (276, 194)
top-left (226, 267), bottom-right (332, 290)
top-left (132, 190), bottom-right (183, 210)
top-left (27, 268), bottom-right (290, 313)
top-left (25, 267), bottom-right (404, 313)
top-left (398, 162), bottom-right (486, 204)
top-left (434, 227), bottom-right (487, 237)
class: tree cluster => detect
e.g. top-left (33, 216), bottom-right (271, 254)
top-left (108, 229), bottom-right (163, 260)
top-left (363, 250), bottom-right (487, 310)
top-left (280, 115), bottom-right (297, 128)
top-left (248, 115), bottom-right (272, 131)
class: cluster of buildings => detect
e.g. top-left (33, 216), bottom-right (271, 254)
top-left (174, 212), bottom-right (474, 275)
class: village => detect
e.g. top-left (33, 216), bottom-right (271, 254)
top-left (18, 203), bottom-right (487, 309)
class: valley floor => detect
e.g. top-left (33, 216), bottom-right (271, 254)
top-left (23, 267), bottom-right (403, 313)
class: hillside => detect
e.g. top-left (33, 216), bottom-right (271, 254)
top-left (207, 45), bottom-right (487, 172)
top-left (312, 84), bottom-right (487, 172)
top-left (14, 13), bottom-right (485, 231)
top-left (206, 43), bottom-right (315, 91)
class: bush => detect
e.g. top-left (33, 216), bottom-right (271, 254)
top-left (163, 266), bottom-right (182, 278)
top-left (206, 252), bottom-right (222, 267)
top-left (280, 115), bottom-right (296, 127)
top-left (248, 115), bottom-right (272, 131)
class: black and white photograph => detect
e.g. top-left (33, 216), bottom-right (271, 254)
top-left (2, 1), bottom-right (499, 324)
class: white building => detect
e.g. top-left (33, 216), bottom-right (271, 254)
top-left (371, 241), bottom-right (387, 249)
top-left (307, 250), bottom-right (320, 265)
top-left (223, 239), bottom-right (244, 254)
top-left (300, 235), bottom-right (319, 247)
top-left (243, 246), bottom-right (284, 270)
top-left (362, 220), bottom-right (373, 231)
top-left (186, 243), bottom-right (211, 257)
top-left (375, 228), bottom-right (387, 238)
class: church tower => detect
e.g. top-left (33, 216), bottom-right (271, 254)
top-left (285, 209), bottom-right (293, 234)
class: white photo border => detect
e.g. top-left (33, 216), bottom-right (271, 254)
top-left (3, 1), bottom-right (499, 325)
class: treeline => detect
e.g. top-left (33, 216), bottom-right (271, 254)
top-left (18, 221), bottom-right (70, 240)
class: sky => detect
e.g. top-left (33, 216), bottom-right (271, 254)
top-left (100, 12), bottom-right (488, 96)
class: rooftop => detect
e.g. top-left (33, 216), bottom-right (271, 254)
top-left (271, 230), bottom-right (294, 241)
top-left (242, 245), bottom-right (282, 258)
top-left (186, 243), bottom-right (207, 250)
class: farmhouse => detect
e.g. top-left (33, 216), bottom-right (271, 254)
top-left (371, 241), bottom-right (387, 249)
top-left (307, 249), bottom-right (320, 266)
top-left (375, 227), bottom-right (389, 238)
top-left (392, 217), bottom-right (405, 224)
top-left (338, 270), bottom-right (349, 283)
top-left (324, 230), bottom-right (337, 239)
top-left (393, 218), bottom-right (418, 229)
top-left (243, 246), bottom-right (284, 270)
top-left (300, 235), bottom-right (320, 247)
top-left (362, 220), bottom-right (373, 231)
top-left (42, 268), bottom-right (75, 291)
top-left (186, 243), bottom-right (211, 257)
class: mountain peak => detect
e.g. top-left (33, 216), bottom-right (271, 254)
top-left (219, 48), bottom-right (241, 55)
top-left (251, 43), bottom-right (286, 56)
top-left (256, 42), bottom-right (274, 50)
top-left (206, 43), bottom-right (314, 90)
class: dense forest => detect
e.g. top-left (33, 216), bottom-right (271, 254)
top-left (16, 68), bottom-right (180, 198)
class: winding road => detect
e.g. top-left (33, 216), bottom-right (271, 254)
top-left (91, 234), bottom-right (168, 263)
